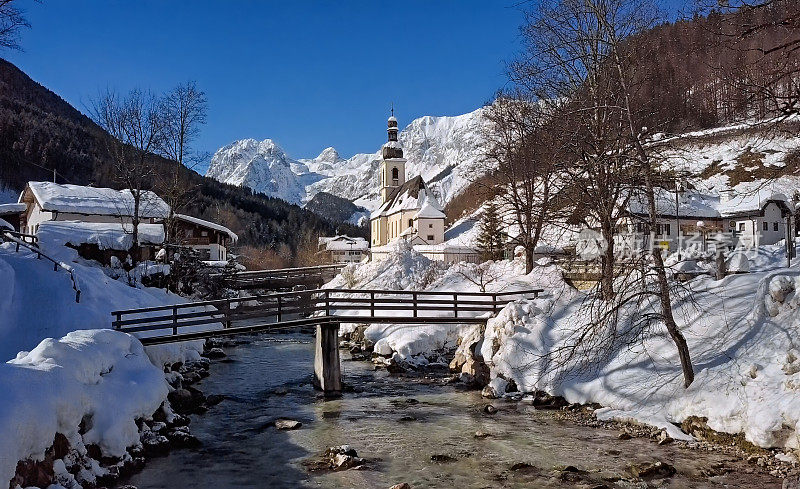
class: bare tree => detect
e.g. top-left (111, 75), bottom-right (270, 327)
top-left (482, 92), bottom-right (564, 273)
top-left (508, 0), bottom-right (652, 299)
top-left (510, 0), bottom-right (695, 386)
top-left (91, 88), bottom-right (164, 265)
top-left (156, 81), bottom-right (208, 242)
top-left (0, 0), bottom-right (30, 51)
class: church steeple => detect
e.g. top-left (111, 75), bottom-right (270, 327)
top-left (379, 108), bottom-right (406, 203)
top-left (382, 108), bottom-right (403, 160)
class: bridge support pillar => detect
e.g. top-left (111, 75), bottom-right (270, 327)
top-left (314, 322), bottom-right (342, 394)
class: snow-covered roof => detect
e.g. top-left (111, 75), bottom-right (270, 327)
top-left (371, 176), bottom-right (445, 219)
top-left (24, 182), bottom-right (170, 219)
top-left (0, 203), bottom-right (26, 215)
top-left (626, 188), bottom-right (794, 220)
top-left (174, 213), bottom-right (238, 243)
top-left (320, 235), bottom-right (368, 251)
top-left (382, 140), bottom-right (403, 150)
top-left (627, 188), bottom-right (719, 218)
top-left (413, 202), bottom-right (446, 220)
top-left (716, 190), bottom-right (792, 217)
top-left (37, 221), bottom-right (165, 251)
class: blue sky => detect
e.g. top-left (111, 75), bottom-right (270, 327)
top-left (7, 1), bottom-right (686, 172)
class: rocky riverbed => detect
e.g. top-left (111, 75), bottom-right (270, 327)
top-left (116, 332), bottom-right (796, 489)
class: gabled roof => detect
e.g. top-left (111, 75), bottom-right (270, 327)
top-left (23, 182), bottom-right (170, 219)
top-left (370, 176), bottom-right (445, 219)
top-left (319, 234), bottom-right (368, 251)
top-left (174, 213), bottom-right (238, 243)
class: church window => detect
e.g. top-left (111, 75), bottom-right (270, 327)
top-left (427, 235), bottom-right (434, 241)
top-left (408, 219), bottom-right (413, 227)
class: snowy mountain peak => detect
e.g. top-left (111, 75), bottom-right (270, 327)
top-left (205, 107), bottom-right (490, 211)
top-left (206, 138), bottom-right (306, 204)
top-left (315, 147), bottom-right (341, 164)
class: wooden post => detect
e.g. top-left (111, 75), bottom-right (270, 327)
top-left (370, 291), bottom-right (375, 317)
top-left (224, 299), bottom-right (232, 329)
top-left (114, 312), bottom-right (122, 330)
top-left (492, 293), bottom-right (498, 313)
top-left (453, 293), bottom-right (458, 318)
top-left (172, 306), bottom-right (178, 335)
top-left (325, 290), bottom-right (331, 316)
top-left (313, 322), bottom-right (342, 394)
top-left (277, 295), bottom-right (282, 322)
top-left (413, 292), bottom-right (418, 318)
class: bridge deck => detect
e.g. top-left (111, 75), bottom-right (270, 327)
top-left (113, 288), bottom-right (543, 344)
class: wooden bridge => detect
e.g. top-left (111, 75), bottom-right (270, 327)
top-left (220, 264), bottom-right (346, 291)
top-left (111, 288), bottom-right (542, 393)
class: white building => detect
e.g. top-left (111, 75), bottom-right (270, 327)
top-left (13, 181), bottom-right (236, 264)
top-left (369, 114), bottom-right (447, 248)
top-left (616, 188), bottom-right (795, 254)
top-left (318, 235), bottom-right (369, 264)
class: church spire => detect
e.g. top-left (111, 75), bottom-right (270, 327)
top-left (383, 108), bottom-right (403, 159)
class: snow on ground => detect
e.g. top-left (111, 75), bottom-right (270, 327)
top-left (0, 242), bottom-right (203, 363)
top-left (326, 241), bottom-right (545, 365)
top-left (0, 329), bottom-right (169, 487)
top-left (0, 238), bottom-right (214, 486)
top-left (334, 243), bottom-right (800, 449)
top-left (476, 258), bottom-right (800, 449)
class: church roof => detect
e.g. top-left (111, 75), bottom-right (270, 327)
top-left (371, 176), bottom-right (444, 219)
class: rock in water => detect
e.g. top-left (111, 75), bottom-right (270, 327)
top-left (390, 484), bottom-right (411, 489)
top-left (274, 418), bottom-right (302, 430)
top-left (628, 460), bottom-right (676, 479)
top-left (481, 377), bottom-right (508, 399)
top-left (204, 347), bottom-right (226, 359)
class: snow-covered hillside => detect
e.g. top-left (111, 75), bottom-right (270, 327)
top-left (205, 108), bottom-right (489, 211)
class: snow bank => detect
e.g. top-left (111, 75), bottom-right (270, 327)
top-left (329, 242), bottom-right (554, 362)
top-left (0, 242), bottom-right (203, 363)
top-left (480, 265), bottom-right (800, 449)
top-left (0, 329), bottom-right (169, 487)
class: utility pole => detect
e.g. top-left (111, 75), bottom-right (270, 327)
top-left (53, 167), bottom-right (57, 183)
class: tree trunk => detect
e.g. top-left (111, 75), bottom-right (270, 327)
top-left (652, 247), bottom-right (695, 387)
top-left (600, 222), bottom-right (615, 300)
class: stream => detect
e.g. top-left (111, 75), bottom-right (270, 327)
top-left (124, 333), bottom-right (782, 488)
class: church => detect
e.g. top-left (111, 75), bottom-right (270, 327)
top-left (369, 113), bottom-right (446, 248)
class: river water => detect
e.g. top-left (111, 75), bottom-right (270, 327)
top-left (125, 333), bottom-right (782, 488)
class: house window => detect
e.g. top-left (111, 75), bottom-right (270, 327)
top-left (763, 221), bottom-right (768, 232)
top-left (427, 235), bottom-right (434, 241)
top-left (429, 223), bottom-right (433, 228)
top-left (408, 219), bottom-right (413, 227)
top-left (774, 222), bottom-right (779, 232)
top-left (738, 222), bottom-right (745, 232)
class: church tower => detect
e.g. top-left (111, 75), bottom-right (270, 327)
top-left (379, 111), bottom-right (406, 204)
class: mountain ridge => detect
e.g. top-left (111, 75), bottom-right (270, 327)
top-left (205, 107), bottom-right (490, 211)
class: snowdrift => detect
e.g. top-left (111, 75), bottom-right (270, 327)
top-left (0, 329), bottom-right (169, 487)
top-left (0, 242), bottom-right (202, 363)
top-left (479, 266), bottom-right (800, 449)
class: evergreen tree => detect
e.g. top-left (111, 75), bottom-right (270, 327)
top-left (476, 203), bottom-right (505, 261)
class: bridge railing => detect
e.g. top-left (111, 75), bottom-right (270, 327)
top-left (111, 288), bottom-right (544, 339)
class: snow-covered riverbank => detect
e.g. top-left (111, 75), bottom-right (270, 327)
top-left (0, 241), bottom-right (208, 488)
top-left (333, 242), bottom-right (800, 455)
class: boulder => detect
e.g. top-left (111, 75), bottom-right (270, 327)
top-left (628, 460), bottom-right (676, 479)
top-left (204, 347), bottom-right (227, 359)
top-left (274, 418), bottom-right (303, 430)
top-left (481, 377), bottom-right (508, 399)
